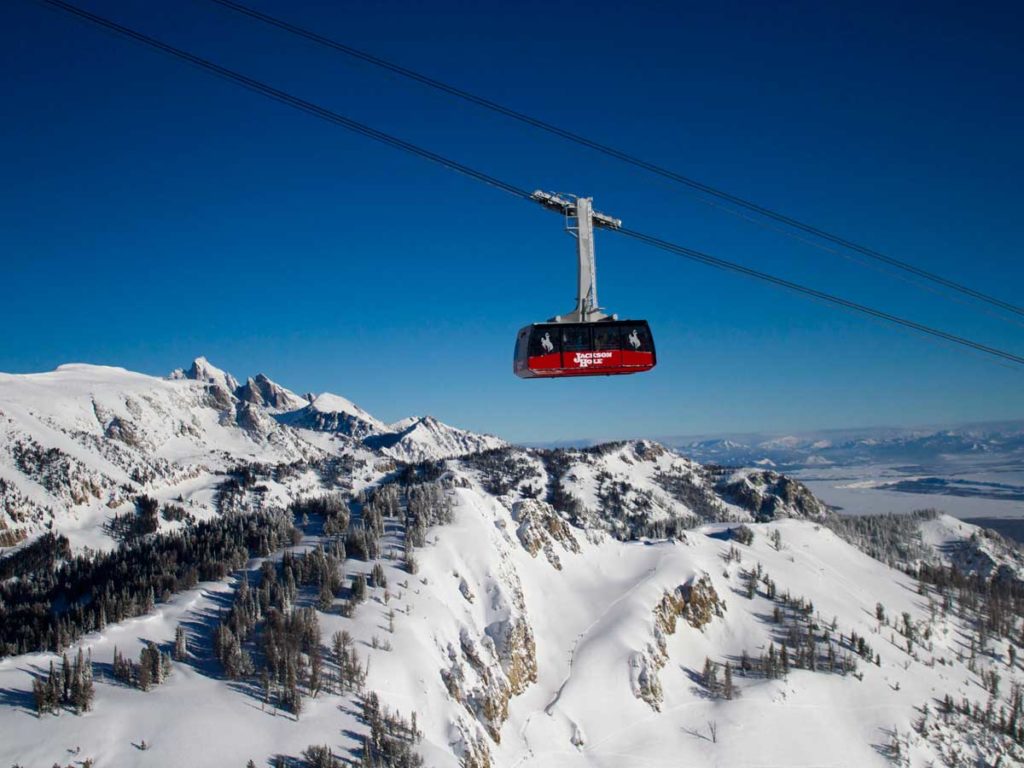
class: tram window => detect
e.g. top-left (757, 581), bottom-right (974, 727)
top-left (529, 328), bottom-right (559, 357)
top-left (593, 326), bottom-right (620, 351)
top-left (621, 325), bottom-right (651, 352)
top-left (561, 326), bottom-right (591, 352)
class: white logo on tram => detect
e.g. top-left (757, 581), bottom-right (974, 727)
top-left (540, 332), bottom-right (554, 353)
top-left (627, 329), bottom-right (641, 349)
top-left (572, 351), bottom-right (613, 368)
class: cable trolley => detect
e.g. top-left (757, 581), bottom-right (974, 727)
top-left (514, 191), bottom-right (656, 378)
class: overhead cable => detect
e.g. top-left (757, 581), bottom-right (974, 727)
top-left (204, 0), bottom-right (1024, 319)
top-left (34, 0), bottom-right (1024, 368)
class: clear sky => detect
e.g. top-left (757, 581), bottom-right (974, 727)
top-left (2, 0), bottom-right (1022, 443)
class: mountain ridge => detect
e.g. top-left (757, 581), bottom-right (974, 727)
top-left (2, 359), bottom-right (1023, 768)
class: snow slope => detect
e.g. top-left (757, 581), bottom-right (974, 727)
top-left (1, 359), bottom-right (1023, 767)
top-left (2, 471), bottom-right (1021, 767)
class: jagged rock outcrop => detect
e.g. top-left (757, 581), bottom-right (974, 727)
top-left (439, 532), bottom-right (538, 749)
top-left (235, 373), bottom-right (308, 412)
top-left (633, 574), bottom-right (725, 710)
top-left (511, 499), bottom-right (580, 569)
top-left (442, 614), bottom-right (537, 743)
top-left (170, 355), bottom-right (239, 392)
top-left (716, 469), bottom-right (827, 521)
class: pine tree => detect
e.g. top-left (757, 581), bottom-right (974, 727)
top-left (702, 657), bottom-right (718, 693)
top-left (724, 662), bottom-right (734, 700)
top-left (141, 642), bottom-right (162, 686)
top-left (70, 648), bottom-right (85, 712)
top-left (371, 562), bottom-right (387, 589)
top-left (80, 649), bottom-right (95, 712)
top-left (61, 652), bottom-right (72, 703)
top-left (173, 625), bottom-right (187, 661)
top-left (46, 660), bottom-right (60, 711)
top-left (351, 573), bottom-right (367, 604)
top-left (32, 676), bottom-right (49, 715)
top-left (744, 570), bottom-right (757, 599)
top-left (137, 659), bottom-right (152, 691)
top-left (318, 579), bottom-right (334, 612)
top-left (309, 646), bottom-right (323, 698)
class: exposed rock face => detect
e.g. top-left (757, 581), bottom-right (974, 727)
top-left (103, 415), bottom-right (142, 448)
top-left (9, 435), bottom-right (118, 508)
top-left (632, 440), bottom-right (668, 461)
top-left (235, 374), bottom-right (308, 412)
top-left (511, 499), bottom-right (580, 569)
top-left (170, 355), bottom-right (240, 392)
top-left (676, 573), bottom-right (725, 630)
top-left (629, 648), bottom-right (665, 711)
top-left (633, 574), bottom-right (725, 710)
top-left (443, 621), bottom-right (538, 745)
top-left (440, 534), bottom-right (538, 749)
top-left (716, 469), bottom-right (827, 521)
top-left (947, 528), bottom-right (1024, 582)
top-left (282, 404), bottom-right (382, 440)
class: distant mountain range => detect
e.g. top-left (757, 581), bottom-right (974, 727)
top-left (0, 356), bottom-right (505, 541)
top-left (667, 423), bottom-right (1024, 471)
top-left (533, 422), bottom-right (1024, 472)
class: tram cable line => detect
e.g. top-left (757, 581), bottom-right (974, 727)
top-left (615, 227), bottom-right (1024, 367)
top-left (36, 0), bottom-right (534, 203)
top-left (202, 0), bottom-right (1024, 320)
top-left (33, 0), bottom-right (1024, 370)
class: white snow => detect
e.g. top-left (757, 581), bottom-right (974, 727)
top-left (4, 479), bottom-right (1016, 766)
top-left (310, 392), bottom-right (383, 427)
top-left (1, 360), bottom-right (1021, 767)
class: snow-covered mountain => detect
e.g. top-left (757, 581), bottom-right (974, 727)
top-left (279, 391), bottom-right (388, 440)
top-left (236, 373), bottom-right (310, 413)
top-left (169, 354), bottom-right (240, 392)
top-left (667, 422), bottom-right (1024, 470)
top-left (2, 359), bottom-right (1023, 768)
top-left (366, 415), bottom-right (506, 464)
top-left (0, 359), bottom-right (503, 546)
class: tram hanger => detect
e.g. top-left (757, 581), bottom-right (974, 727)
top-left (513, 192), bottom-right (656, 379)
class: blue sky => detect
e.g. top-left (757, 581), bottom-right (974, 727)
top-left (2, 0), bottom-right (1022, 442)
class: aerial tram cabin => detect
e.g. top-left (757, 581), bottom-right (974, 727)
top-left (514, 191), bottom-right (656, 378)
top-left (514, 320), bottom-right (655, 378)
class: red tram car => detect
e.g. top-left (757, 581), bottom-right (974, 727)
top-left (514, 191), bottom-right (656, 380)
top-left (514, 320), bottom-right (656, 378)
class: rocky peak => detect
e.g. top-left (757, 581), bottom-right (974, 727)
top-left (236, 373), bottom-right (308, 412)
top-left (169, 356), bottom-right (240, 393)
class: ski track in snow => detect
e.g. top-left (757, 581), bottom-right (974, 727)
top-left (513, 555), bottom-right (667, 767)
top-left (543, 559), bottom-right (664, 716)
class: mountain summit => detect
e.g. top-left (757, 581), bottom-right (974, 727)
top-left (169, 355), bottom-right (240, 392)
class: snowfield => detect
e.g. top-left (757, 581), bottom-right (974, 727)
top-left (1, 360), bottom-right (1023, 767)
